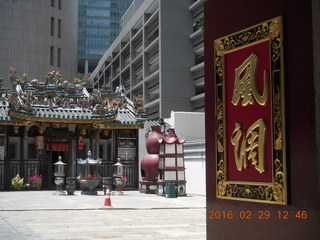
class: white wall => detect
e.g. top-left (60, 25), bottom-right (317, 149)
top-left (165, 112), bottom-right (206, 195)
top-left (184, 140), bottom-right (206, 196)
top-left (185, 158), bottom-right (206, 195)
top-left (165, 111), bottom-right (205, 141)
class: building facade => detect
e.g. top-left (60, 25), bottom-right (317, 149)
top-left (0, 0), bottom-right (78, 88)
top-left (89, 0), bottom-right (205, 119)
top-left (0, 69), bottom-right (146, 190)
top-left (78, 0), bottom-right (134, 74)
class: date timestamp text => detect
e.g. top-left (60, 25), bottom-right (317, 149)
top-left (208, 210), bottom-right (308, 220)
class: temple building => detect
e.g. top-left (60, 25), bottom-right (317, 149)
top-left (0, 69), bottom-right (146, 190)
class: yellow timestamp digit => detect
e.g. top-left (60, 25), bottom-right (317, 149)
top-left (258, 210), bottom-right (270, 219)
top-left (223, 211), bottom-right (233, 219)
top-left (277, 211), bottom-right (289, 219)
top-left (295, 211), bottom-right (308, 219)
top-left (239, 210), bottom-right (252, 219)
top-left (208, 211), bottom-right (234, 220)
top-left (277, 210), bottom-right (308, 220)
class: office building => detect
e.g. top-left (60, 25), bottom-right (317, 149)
top-left (78, 0), bottom-right (134, 74)
top-left (0, 0), bottom-right (78, 88)
top-left (89, 0), bottom-right (205, 119)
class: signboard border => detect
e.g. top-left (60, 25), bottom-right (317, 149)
top-left (214, 16), bottom-right (287, 204)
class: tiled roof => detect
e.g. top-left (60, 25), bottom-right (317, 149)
top-left (0, 99), bottom-right (145, 126)
top-left (0, 69), bottom-right (147, 127)
top-left (10, 106), bottom-right (116, 121)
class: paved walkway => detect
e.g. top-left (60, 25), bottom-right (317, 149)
top-left (0, 190), bottom-right (206, 240)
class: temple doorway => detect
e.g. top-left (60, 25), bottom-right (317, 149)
top-left (49, 147), bottom-right (68, 187)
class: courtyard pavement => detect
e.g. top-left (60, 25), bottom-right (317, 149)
top-left (0, 190), bottom-right (206, 240)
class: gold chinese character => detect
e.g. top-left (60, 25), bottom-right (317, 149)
top-left (231, 119), bottom-right (266, 174)
top-left (232, 53), bottom-right (267, 106)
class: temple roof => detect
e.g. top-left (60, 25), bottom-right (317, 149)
top-left (0, 69), bottom-right (146, 128)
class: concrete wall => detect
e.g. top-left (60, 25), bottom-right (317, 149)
top-left (184, 140), bottom-right (206, 195)
top-left (165, 111), bottom-right (205, 141)
top-left (0, 0), bottom-right (78, 86)
top-left (160, 0), bottom-right (195, 117)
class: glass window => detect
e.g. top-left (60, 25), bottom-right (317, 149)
top-left (51, 0), bottom-right (55, 7)
top-left (87, 9), bottom-right (110, 17)
top-left (51, 17), bottom-right (55, 36)
top-left (58, 19), bottom-right (61, 38)
top-left (50, 46), bottom-right (54, 65)
top-left (57, 48), bottom-right (61, 67)
top-left (58, 0), bottom-right (61, 9)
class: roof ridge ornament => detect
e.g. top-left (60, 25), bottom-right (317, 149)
top-left (6, 68), bottom-right (142, 117)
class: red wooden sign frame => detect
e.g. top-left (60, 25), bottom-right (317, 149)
top-left (214, 16), bottom-right (287, 204)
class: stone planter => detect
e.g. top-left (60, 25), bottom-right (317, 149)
top-left (79, 179), bottom-right (100, 195)
top-left (66, 177), bottom-right (76, 195)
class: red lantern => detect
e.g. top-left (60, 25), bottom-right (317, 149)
top-left (78, 136), bottom-right (84, 150)
top-left (35, 136), bottom-right (44, 149)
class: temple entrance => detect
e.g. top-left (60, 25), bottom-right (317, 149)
top-left (44, 140), bottom-right (70, 189)
top-left (51, 151), bottom-right (67, 186)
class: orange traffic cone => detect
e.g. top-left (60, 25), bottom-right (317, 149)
top-left (104, 186), bottom-right (112, 207)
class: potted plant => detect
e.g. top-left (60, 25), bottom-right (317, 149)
top-left (11, 174), bottom-right (29, 190)
top-left (30, 174), bottom-right (42, 190)
top-left (114, 176), bottom-right (127, 193)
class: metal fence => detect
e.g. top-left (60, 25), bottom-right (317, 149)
top-left (98, 160), bottom-right (137, 188)
top-left (0, 162), bottom-right (3, 189)
top-left (0, 159), bottom-right (138, 190)
top-left (9, 161), bottom-right (41, 184)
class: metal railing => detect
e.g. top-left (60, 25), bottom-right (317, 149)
top-left (0, 160), bottom-right (41, 190)
top-left (98, 160), bottom-right (137, 188)
top-left (121, 0), bottom-right (145, 29)
top-left (0, 159), bottom-right (138, 190)
top-left (0, 162), bottom-right (3, 189)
